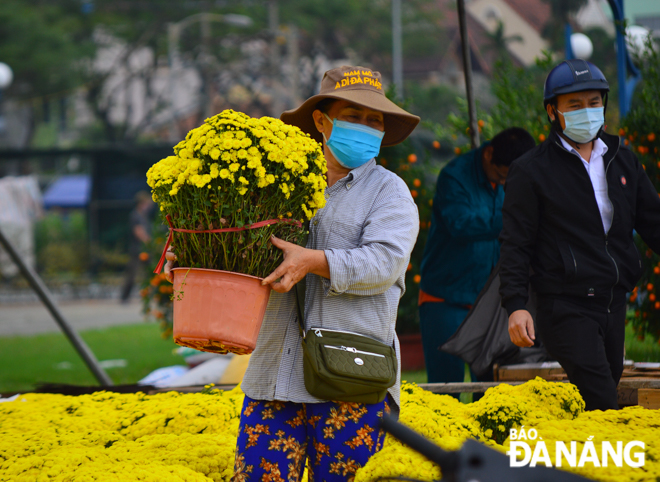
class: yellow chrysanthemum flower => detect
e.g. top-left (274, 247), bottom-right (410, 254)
top-left (146, 109), bottom-right (327, 278)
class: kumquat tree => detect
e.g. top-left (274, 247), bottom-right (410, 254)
top-left (622, 37), bottom-right (660, 344)
top-left (433, 53), bottom-right (555, 152)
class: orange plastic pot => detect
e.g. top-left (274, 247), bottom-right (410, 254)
top-left (172, 267), bottom-right (271, 355)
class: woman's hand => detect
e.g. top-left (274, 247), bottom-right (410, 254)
top-left (261, 236), bottom-right (329, 293)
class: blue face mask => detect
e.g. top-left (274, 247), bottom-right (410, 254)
top-left (557, 106), bottom-right (604, 144)
top-left (322, 113), bottom-right (385, 169)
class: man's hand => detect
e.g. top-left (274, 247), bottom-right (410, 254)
top-left (508, 309), bottom-right (536, 347)
top-left (164, 247), bottom-right (177, 283)
top-left (261, 236), bottom-right (330, 293)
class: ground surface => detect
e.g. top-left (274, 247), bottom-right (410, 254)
top-left (0, 323), bottom-right (183, 395)
top-left (0, 298), bottom-right (143, 336)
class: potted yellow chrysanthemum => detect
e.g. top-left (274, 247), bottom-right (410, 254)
top-left (147, 109), bottom-right (327, 354)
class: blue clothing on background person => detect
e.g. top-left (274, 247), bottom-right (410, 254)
top-left (419, 142), bottom-right (503, 385)
top-left (420, 142), bottom-right (503, 306)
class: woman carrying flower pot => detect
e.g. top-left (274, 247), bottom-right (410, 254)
top-left (168, 65), bottom-right (419, 481)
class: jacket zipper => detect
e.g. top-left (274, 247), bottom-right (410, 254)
top-left (604, 235), bottom-right (619, 312)
top-left (603, 139), bottom-right (621, 313)
top-left (324, 345), bottom-right (385, 358)
top-left (311, 327), bottom-right (367, 337)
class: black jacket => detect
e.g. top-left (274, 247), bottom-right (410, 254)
top-left (500, 130), bottom-right (660, 315)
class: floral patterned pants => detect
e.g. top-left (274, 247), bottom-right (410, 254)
top-left (233, 395), bottom-right (390, 482)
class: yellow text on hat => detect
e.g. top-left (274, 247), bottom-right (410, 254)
top-left (334, 75), bottom-right (382, 90)
top-left (343, 70), bottom-right (373, 77)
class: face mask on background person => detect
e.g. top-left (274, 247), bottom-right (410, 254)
top-left (322, 113), bottom-right (385, 169)
top-left (557, 106), bottom-right (605, 144)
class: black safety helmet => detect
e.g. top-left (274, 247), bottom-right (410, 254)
top-left (543, 59), bottom-right (609, 108)
top-left (543, 59), bottom-right (609, 132)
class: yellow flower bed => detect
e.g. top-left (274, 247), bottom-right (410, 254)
top-left (1, 379), bottom-right (658, 481)
top-left (357, 379), bottom-right (659, 482)
top-left (0, 387), bottom-right (244, 481)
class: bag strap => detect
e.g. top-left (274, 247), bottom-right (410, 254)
top-left (294, 277), bottom-right (306, 338)
top-left (293, 221), bottom-right (310, 338)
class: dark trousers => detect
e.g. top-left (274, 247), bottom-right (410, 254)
top-left (419, 302), bottom-right (470, 385)
top-left (419, 302), bottom-right (490, 402)
top-left (536, 296), bottom-right (625, 411)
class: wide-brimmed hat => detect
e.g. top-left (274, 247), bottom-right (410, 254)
top-left (280, 65), bottom-right (420, 147)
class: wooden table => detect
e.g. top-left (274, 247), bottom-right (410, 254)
top-left (495, 362), bottom-right (567, 382)
top-left (639, 389), bottom-right (660, 409)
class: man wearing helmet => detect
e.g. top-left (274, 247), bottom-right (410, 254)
top-left (499, 59), bottom-right (660, 410)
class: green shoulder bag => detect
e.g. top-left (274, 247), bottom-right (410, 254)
top-left (295, 281), bottom-right (397, 404)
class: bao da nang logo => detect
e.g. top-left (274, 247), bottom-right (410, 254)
top-left (507, 426), bottom-right (645, 468)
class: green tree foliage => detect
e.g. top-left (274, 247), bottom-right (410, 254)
top-left (278, 0), bottom-right (444, 70)
top-left (79, 1), bottom-right (261, 142)
top-left (1, 0), bottom-right (445, 144)
top-left (81, 0), bottom-right (443, 71)
top-left (433, 54), bottom-right (555, 152)
top-left (621, 37), bottom-right (660, 344)
top-left (406, 82), bottom-right (461, 126)
top-left (489, 54), bottom-right (554, 140)
top-left (0, 0), bottom-right (94, 99)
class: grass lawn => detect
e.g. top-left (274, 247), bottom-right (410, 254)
top-left (400, 370), bottom-right (428, 384)
top-left (625, 322), bottom-right (660, 362)
top-left (0, 323), bottom-right (185, 396)
top-left (1, 321), bottom-right (658, 397)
